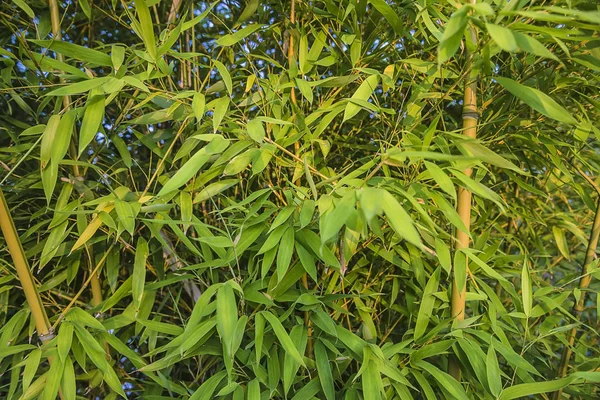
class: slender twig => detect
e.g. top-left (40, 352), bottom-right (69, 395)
top-left (552, 198), bottom-right (600, 399)
top-left (52, 243), bottom-right (115, 330)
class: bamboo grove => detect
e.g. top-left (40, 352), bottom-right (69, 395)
top-left (0, 0), bottom-right (600, 398)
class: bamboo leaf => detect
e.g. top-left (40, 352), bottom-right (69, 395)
top-left (261, 311), bottom-right (305, 367)
top-left (496, 77), bottom-right (578, 125)
top-left (133, 237), bottom-right (149, 311)
top-left (135, 0), bottom-right (157, 60)
top-left (216, 24), bottom-right (263, 47)
top-left (30, 40), bottom-right (112, 65)
top-left (521, 260), bottom-right (532, 317)
top-left (247, 118), bottom-right (265, 142)
top-left (343, 74), bottom-right (379, 122)
top-left (487, 344), bottom-right (502, 397)
top-left (314, 340), bottom-right (335, 400)
top-left (213, 59), bottom-right (233, 95)
top-left (79, 91), bottom-right (105, 155)
top-left (12, 0), bottom-right (34, 18)
top-left (414, 268), bottom-right (440, 340)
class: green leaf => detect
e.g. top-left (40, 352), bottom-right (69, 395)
top-left (213, 60), bottom-right (233, 95)
top-left (457, 140), bottom-right (523, 174)
top-left (255, 312), bottom-right (264, 364)
top-left (261, 311), bottom-right (305, 367)
top-left (223, 149), bottom-right (255, 175)
top-left (486, 23), bottom-right (518, 52)
top-left (438, 8), bottom-right (468, 63)
top-left (247, 118), bottom-right (265, 142)
top-left (296, 242), bottom-right (317, 282)
top-left (135, 0), bottom-right (157, 60)
top-left (343, 74), bottom-right (379, 122)
top-left (61, 356), bottom-right (76, 400)
top-left (414, 268), bottom-right (440, 340)
top-left (42, 353), bottom-right (63, 400)
top-left (300, 199), bottom-right (315, 228)
top-left (194, 179), bottom-right (239, 203)
top-left (193, 92), bottom-right (206, 122)
top-left (133, 237), bottom-right (149, 310)
top-left (30, 40), bottom-right (112, 65)
top-left (41, 161), bottom-right (58, 204)
top-left (487, 344), bottom-right (502, 397)
top-left (52, 110), bottom-right (76, 164)
top-left (22, 349), bottom-right (41, 392)
top-left (158, 137), bottom-right (229, 196)
top-left (314, 340), bottom-right (335, 400)
top-left (236, 0), bottom-right (259, 25)
top-left (40, 115), bottom-right (60, 169)
top-left (46, 77), bottom-right (109, 96)
top-left (216, 24), bottom-right (263, 47)
top-left (513, 31), bottom-right (558, 61)
top-left (319, 191), bottom-right (355, 244)
top-left (368, 0), bottom-right (402, 33)
top-left (381, 191), bottom-right (421, 247)
top-left (247, 379), bottom-right (261, 400)
top-left (216, 283), bottom-right (238, 360)
top-left (79, 91), bottom-right (105, 155)
top-left (115, 199), bottom-right (137, 235)
top-left (553, 226), bottom-right (570, 259)
top-left (111, 44), bottom-right (125, 71)
top-left (424, 161), bottom-right (456, 200)
top-left (57, 322), bottom-right (74, 362)
top-left (13, 0), bottom-right (35, 18)
top-left (521, 260), bottom-right (532, 317)
top-left (111, 134), bottom-right (132, 167)
top-left (190, 370), bottom-right (227, 400)
top-left (213, 97), bottom-right (230, 131)
top-left (499, 376), bottom-right (572, 400)
top-left (276, 227), bottom-right (295, 280)
top-left (362, 358), bottom-right (382, 400)
top-left (496, 77), bottom-right (578, 125)
top-left (416, 361), bottom-right (469, 400)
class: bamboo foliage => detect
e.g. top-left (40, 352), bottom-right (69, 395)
top-left (0, 0), bottom-right (600, 399)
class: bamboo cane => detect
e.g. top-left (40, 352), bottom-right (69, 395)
top-left (0, 188), bottom-right (52, 341)
top-left (286, 0), bottom-right (312, 358)
top-left (552, 199), bottom-right (600, 400)
top-left (448, 7), bottom-right (478, 380)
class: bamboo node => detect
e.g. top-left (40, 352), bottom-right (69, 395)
top-left (39, 328), bottom-right (55, 342)
top-left (462, 111), bottom-right (479, 120)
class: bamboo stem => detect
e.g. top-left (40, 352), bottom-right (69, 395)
top-left (88, 247), bottom-right (103, 307)
top-left (552, 199), bottom-right (600, 400)
top-left (287, 0), bottom-right (297, 107)
top-left (448, 12), bottom-right (478, 380)
top-left (286, 0), bottom-right (312, 358)
top-left (0, 188), bottom-right (52, 341)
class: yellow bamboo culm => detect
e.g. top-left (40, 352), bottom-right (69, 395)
top-left (286, 0), bottom-right (312, 359)
top-left (448, 9), bottom-right (478, 380)
top-left (0, 188), bottom-right (52, 341)
top-left (552, 199), bottom-right (600, 400)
